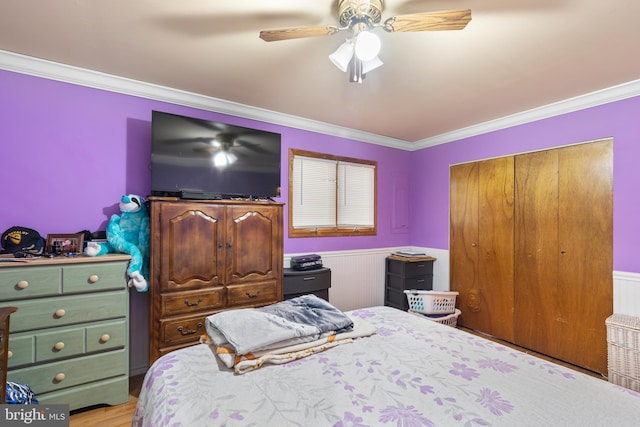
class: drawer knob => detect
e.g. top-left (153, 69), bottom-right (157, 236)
top-left (7, 350), bottom-right (12, 359)
top-left (246, 291), bottom-right (260, 298)
top-left (54, 373), bottom-right (66, 382)
top-left (17, 280), bottom-right (29, 289)
top-left (55, 309), bottom-right (66, 318)
top-left (88, 274), bottom-right (99, 283)
top-left (54, 342), bottom-right (65, 351)
top-left (100, 334), bottom-right (111, 343)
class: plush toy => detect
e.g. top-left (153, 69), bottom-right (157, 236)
top-left (85, 194), bottom-right (150, 292)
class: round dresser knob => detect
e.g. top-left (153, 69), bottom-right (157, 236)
top-left (55, 309), bottom-right (66, 318)
top-left (7, 350), bottom-right (13, 358)
top-left (54, 373), bottom-right (66, 382)
top-left (100, 334), bottom-right (111, 343)
top-left (88, 274), bottom-right (99, 283)
top-left (54, 342), bottom-right (65, 351)
top-left (17, 280), bottom-right (29, 289)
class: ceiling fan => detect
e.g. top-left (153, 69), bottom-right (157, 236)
top-left (259, 0), bottom-right (471, 82)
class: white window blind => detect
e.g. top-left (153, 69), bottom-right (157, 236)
top-left (292, 155), bottom-right (336, 228)
top-left (292, 154), bottom-right (375, 231)
top-left (338, 161), bottom-right (375, 228)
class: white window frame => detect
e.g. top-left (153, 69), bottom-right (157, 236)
top-left (289, 148), bottom-right (377, 237)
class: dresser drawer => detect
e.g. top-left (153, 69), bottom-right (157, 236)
top-left (7, 348), bottom-right (127, 395)
top-left (9, 291), bottom-right (127, 333)
top-left (161, 287), bottom-right (226, 316)
top-left (227, 281), bottom-right (278, 307)
top-left (0, 266), bottom-right (61, 300)
top-left (86, 319), bottom-right (127, 353)
top-left (7, 334), bottom-right (34, 368)
top-left (62, 261), bottom-right (128, 294)
top-left (35, 327), bottom-right (84, 362)
top-left (9, 319), bottom-right (127, 368)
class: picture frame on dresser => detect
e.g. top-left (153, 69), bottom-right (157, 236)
top-left (45, 233), bottom-right (84, 255)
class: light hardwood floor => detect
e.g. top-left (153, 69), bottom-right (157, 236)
top-left (69, 375), bottom-right (144, 427)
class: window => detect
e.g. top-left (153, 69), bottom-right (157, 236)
top-left (289, 148), bottom-right (377, 237)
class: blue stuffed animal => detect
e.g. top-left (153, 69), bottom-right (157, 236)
top-left (85, 194), bottom-right (150, 292)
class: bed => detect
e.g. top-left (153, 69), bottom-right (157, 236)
top-left (133, 305), bottom-right (639, 426)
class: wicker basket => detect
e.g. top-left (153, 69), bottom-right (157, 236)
top-left (410, 308), bottom-right (462, 327)
top-left (404, 290), bottom-right (458, 315)
top-left (606, 313), bottom-right (640, 391)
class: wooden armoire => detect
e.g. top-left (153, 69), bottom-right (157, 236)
top-left (450, 139), bottom-right (613, 374)
top-left (148, 197), bottom-right (284, 364)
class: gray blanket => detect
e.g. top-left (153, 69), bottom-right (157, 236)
top-left (205, 294), bottom-right (354, 355)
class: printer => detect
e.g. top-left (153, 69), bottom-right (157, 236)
top-left (290, 254), bottom-right (323, 271)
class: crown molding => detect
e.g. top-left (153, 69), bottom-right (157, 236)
top-left (412, 79), bottom-right (640, 150)
top-left (2, 49), bottom-right (638, 152)
top-left (0, 50), bottom-right (410, 150)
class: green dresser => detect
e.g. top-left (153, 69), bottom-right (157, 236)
top-left (0, 254), bottom-right (130, 410)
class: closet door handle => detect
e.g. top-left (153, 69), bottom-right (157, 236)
top-left (471, 242), bottom-right (477, 247)
top-left (560, 250), bottom-right (567, 255)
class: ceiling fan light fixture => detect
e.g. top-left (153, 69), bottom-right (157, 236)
top-left (213, 151), bottom-right (237, 168)
top-left (362, 56), bottom-right (383, 74)
top-left (348, 56), bottom-right (364, 83)
top-left (354, 31), bottom-right (381, 61)
top-left (329, 40), bottom-right (354, 72)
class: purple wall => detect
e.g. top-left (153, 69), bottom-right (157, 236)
top-left (409, 96), bottom-right (640, 273)
top-left (0, 69), bottom-right (412, 254)
top-left (3, 68), bottom-right (638, 274)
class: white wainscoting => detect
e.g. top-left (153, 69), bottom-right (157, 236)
top-left (290, 248), bottom-right (640, 317)
top-left (286, 247), bottom-right (448, 312)
top-left (613, 271), bottom-right (640, 317)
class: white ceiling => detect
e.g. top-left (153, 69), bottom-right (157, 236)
top-left (1, 0), bottom-right (639, 144)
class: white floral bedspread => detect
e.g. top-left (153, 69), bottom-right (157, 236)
top-left (133, 306), bottom-right (640, 427)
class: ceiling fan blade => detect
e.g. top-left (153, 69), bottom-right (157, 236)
top-left (383, 9), bottom-right (471, 33)
top-left (260, 25), bottom-right (340, 42)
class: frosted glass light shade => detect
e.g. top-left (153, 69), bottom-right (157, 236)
top-left (354, 31), bottom-right (381, 61)
top-left (329, 41), bottom-right (354, 72)
top-left (362, 56), bottom-right (383, 74)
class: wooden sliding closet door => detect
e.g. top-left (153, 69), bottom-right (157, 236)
top-left (450, 157), bottom-right (514, 342)
top-left (515, 140), bottom-right (613, 374)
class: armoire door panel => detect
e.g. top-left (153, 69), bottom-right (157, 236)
top-left (160, 204), bottom-right (225, 292)
top-left (556, 140), bottom-right (612, 373)
top-left (514, 150), bottom-right (560, 354)
top-left (227, 205), bottom-right (282, 284)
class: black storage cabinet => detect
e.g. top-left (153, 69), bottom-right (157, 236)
top-left (384, 256), bottom-right (435, 310)
top-left (284, 267), bottom-right (331, 301)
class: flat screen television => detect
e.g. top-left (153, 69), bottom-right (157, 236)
top-left (150, 111), bottom-right (281, 199)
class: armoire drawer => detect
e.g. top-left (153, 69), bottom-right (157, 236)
top-left (7, 348), bottom-right (127, 395)
top-left (227, 281), bottom-right (278, 307)
top-left (9, 291), bottom-right (127, 333)
top-left (160, 313), bottom-right (209, 346)
top-left (0, 266), bottom-right (62, 300)
top-left (161, 287), bottom-right (226, 316)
